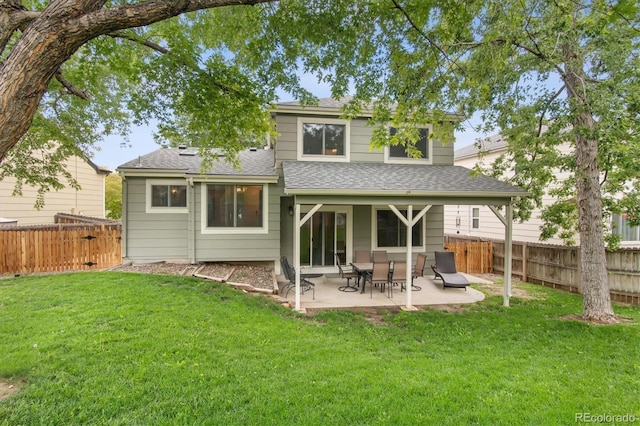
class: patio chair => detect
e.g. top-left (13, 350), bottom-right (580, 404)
top-left (387, 261), bottom-right (407, 298)
top-left (280, 256), bottom-right (318, 299)
top-left (336, 254), bottom-right (359, 292)
top-left (372, 250), bottom-right (387, 263)
top-left (353, 250), bottom-right (371, 286)
top-left (354, 250), bottom-right (371, 263)
top-left (362, 261), bottom-right (390, 298)
top-left (407, 253), bottom-right (427, 292)
top-left (431, 251), bottom-right (469, 290)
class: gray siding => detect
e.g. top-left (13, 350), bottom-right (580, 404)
top-left (193, 182), bottom-right (282, 262)
top-left (124, 177), bottom-right (189, 261)
top-left (424, 206), bottom-right (445, 266)
top-left (274, 113), bottom-right (454, 166)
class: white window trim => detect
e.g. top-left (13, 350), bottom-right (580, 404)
top-left (145, 179), bottom-right (188, 214)
top-left (371, 206), bottom-right (426, 253)
top-left (297, 117), bottom-right (350, 162)
top-left (201, 183), bottom-right (269, 235)
top-left (299, 205), bottom-right (354, 267)
top-left (612, 214), bottom-right (640, 245)
top-left (472, 207), bottom-right (480, 229)
top-left (384, 124), bottom-right (433, 165)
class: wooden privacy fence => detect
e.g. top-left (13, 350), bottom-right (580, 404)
top-left (447, 235), bottom-right (640, 305)
top-left (442, 241), bottom-right (493, 274)
top-left (0, 223), bottom-right (122, 275)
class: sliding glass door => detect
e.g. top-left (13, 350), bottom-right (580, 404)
top-left (300, 210), bottom-right (348, 267)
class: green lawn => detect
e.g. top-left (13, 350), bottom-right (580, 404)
top-left (1, 272), bottom-right (639, 425)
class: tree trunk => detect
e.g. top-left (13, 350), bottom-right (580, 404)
top-left (562, 43), bottom-right (617, 324)
top-left (0, 0), bottom-right (274, 161)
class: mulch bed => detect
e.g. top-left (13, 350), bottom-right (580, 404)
top-left (113, 261), bottom-right (277, 292)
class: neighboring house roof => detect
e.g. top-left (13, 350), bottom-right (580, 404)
top-left (85, 156), bottom-right (111, 175)
top-left (277, 96), bottom-right (357, 109)
top-left (117, 147), bottom-right (277, 177)
top-left (282, 161), bottom-right (526, 198)
top-left (454, 134), bottom-right (507, 160)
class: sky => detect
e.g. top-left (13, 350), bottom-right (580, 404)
top-left (91, 76), bottom-right (488, 171)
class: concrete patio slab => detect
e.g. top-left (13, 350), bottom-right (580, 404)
top-left (282, 273), bottom-right (491, 310)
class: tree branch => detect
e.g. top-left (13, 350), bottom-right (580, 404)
top-left (54, 69), bottom-right (89, 101)
top-left (107, 30), bottom-right (240, 96)
top-left (0, 0), bottom-right (41, 56)
top-left (76, 0), bottom-right (276, 39)
top-left (390, 0), bottom-right (462, 74)
top-left (537, 84), bottom-right (565, 137)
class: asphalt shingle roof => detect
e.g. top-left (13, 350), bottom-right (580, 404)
top-left (117, 147), bottom-right (277, 177)
top-left (454, 134), bottom-right (506, 160)
top-left (283, 161), bottom-right (526, 196)
top-left (276, 96), bottom-right (355, 109)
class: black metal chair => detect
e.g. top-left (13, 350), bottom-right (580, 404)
top-left (280, 256), bottom-right (318, 299)
top-left (431, 251), bottom-right (469, 290)
top-left (336, 254), bottom-right (359, 292)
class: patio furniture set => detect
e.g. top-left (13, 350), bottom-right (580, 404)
top-left (281, 251), bottom-right (469, 300)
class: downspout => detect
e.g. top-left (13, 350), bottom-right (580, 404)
top-left (119, 171), bottom-right (128, 259)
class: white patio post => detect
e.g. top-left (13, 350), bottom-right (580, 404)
top-left (293, 203), bottom-right (301, 311)
top-left (504, 202), bottom-right (514, 307)
top-left (293, 203), bottom-right (323, 312)
top-left (388, 204), bottom-right (431, 311)
top-left (488, 201), bottom-right (514, 307)
top-left (406, 205), bottom-right (413, 309)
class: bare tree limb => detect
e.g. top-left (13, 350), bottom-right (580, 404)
top-left (54, 69), bottom-right (89, 101)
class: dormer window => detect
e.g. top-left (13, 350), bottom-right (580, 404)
top-left (297, 118), bottom-right (350, 162)
top-left (385, 126), bottom-right (433, 164)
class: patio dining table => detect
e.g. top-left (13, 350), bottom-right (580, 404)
top-left (350, 262), bottom-right (372, 294)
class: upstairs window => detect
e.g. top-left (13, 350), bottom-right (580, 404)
top-left (385, 126), bottom-right (432, 164)
top-left (298, 118), bottom-right (350, 162)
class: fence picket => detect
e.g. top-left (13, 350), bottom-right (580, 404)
top-left (0, 223), bottom-right (122, 275)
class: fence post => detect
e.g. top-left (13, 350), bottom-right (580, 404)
top-left (522, 242), bottom-right (528, 282)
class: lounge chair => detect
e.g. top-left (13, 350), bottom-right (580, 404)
top-left (431, 251), bottom-right (469, 290)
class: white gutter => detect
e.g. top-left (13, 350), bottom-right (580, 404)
top-left (284, 188), bottom-right (527, 198)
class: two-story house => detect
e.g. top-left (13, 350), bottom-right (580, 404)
top-left (445, 134), bottom-right (640, 248)
top-left (0, 153), bottom-right (110, 225)
top-left (117, 98), bottom-right (527, 308)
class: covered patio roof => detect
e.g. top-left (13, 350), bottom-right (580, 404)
top-left (282, 161), bottom-right (526, 204)
top-left (282, 161), bottom-right (527, 312)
